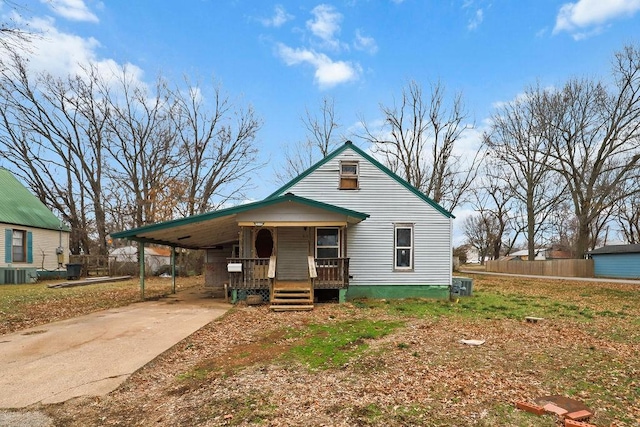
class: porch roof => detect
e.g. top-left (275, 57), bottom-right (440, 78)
top-left (110, 193), bottom-right (369, 249)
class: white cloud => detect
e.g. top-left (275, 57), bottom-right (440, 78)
top-left (554, 0), bottom-right (640, 38)
top-left (306, 4), bottom-right (343, 50)
top-left (2, 15), bottom-right (144, 88)
top-left (353, 29), bottom-right (378, 54)
top-left (260, 4), bottom-right (294, 28)
top-left (40, 0), bottom-right (99, 23)
top-left (467, 8), bottom-right (484, 30)
top-left (276, 43), bottom-right (361, 89)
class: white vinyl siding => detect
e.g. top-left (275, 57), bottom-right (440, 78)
top-left (281, 150), bottom-right (452, 286)
top-left (1, 223), bottom-right (69, 269)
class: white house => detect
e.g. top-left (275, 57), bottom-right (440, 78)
top-left (112, 141), bottom-right (454, 309)
top-left (110, 245), bottom-right (171, 274)
top-left (0, 168), bottom-right (70, 283)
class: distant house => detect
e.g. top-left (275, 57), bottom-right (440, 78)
top-left (506, 248), bottom-right (547, 261)
top-left (110, 245), bottom-right (171, 274)
top-left (0, 168), bottom-right (70, 283)
top-left (113, 141), bottom-right (455, 309)
top-left (505, 246), bottom-right (573, 261)
top-left (587, 244), bottom-right (640, 279)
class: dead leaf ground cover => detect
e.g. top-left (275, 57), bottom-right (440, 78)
top-left (0, 276), bottom-right (201, 335)
top-left (7, 274), bottom-right (640, 426)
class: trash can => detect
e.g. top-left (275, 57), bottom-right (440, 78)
top-left (66, 263), bottom-right (83, 280)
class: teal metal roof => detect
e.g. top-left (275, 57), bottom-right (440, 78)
top-left (267, 141), bottom-right (455, 219)
top-left (111, 193), bottom-right (369, 248)
top-left (0, 168), bottom-right (69, 231)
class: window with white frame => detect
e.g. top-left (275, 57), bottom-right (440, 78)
top-left (394, 224), bottom-right (413, 270)
top-left (12, 229), bottom-right (26, 262)
top-left (316, 227), bottom-right (340, 258)
top-left (339, 161), bottom-right (359, 189)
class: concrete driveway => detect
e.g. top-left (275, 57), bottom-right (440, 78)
top-left (0, 286), bottom-right (230, 408)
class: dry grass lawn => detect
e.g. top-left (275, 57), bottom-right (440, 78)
top-left (2, 274), bottom-right (639, 426)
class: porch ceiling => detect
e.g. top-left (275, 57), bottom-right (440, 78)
top-left (111, 193), bottom-right (369, 249)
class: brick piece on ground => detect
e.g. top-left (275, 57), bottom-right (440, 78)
top-left (544, 403), bottom-right (569, 417)
top-left (515, 401), bottom-right (546, 416)
top-left (565, 410), bottom-right (592, 421)
top-left (565, 419), bottom-right (597, 427)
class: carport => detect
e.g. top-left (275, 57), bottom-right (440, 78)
top-left (110, 193), bottom-right (368, 304)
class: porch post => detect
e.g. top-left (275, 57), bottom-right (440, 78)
top-left (171, 246), bottom-right (176, 294)
top-left (139, 242), bottom-right (145, 300)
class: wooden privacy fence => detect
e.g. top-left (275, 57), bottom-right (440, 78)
top-left (485, 259), bottom-right (594, 278)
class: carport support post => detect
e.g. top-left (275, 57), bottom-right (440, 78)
top-left (139, 243), bottom-right (145, 300)
top-left (171, 246), bottom-right (176, 294)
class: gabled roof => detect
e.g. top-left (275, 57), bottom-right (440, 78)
top-left (588, 244), bottom-right (640, 255)
top-left (267, 141), bottom-right (454, 219)
top-left (111, 193), bottom-right (369, 249)
top-left (0, 168), bottom-right (69, 231)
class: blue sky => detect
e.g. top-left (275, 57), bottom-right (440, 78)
top-left (6, 0), bottom-right (640, 238)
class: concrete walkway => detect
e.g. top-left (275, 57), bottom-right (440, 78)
top-left (0, 286), bottom-right (231, 408)
top-left (458, 269), bottom-right (640, 285)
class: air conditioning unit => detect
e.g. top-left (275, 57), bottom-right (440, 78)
top-left (451, 277), bottom-right (473, 297)
top-left (0, 267), bottom-right (38, 284)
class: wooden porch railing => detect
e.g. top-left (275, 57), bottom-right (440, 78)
top-left (314, 257), bottom-right (349, 289)
top-left (227, 258), bottom-right (271, 289)
top-left (228, 257), bottom-right (350, 290)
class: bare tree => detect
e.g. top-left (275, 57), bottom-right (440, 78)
top-left (615, 182), bottom-right (640, 244)
top-left (463, 213), bottom-right (499, 265)
top-left (480, 178), bottom-right (520, 259)
top-left (359, 80), bottom-right (480, 211)
top-left (0, 54), bottom-right (108, 254)
top-left (0, 2), bottom-right (33, 54)
top-left (485, 84), bottom-right (567, 260)
top-left (0, 53), bottom-right (265, 254)
top-left (275, 96), bottom-right (341, 184)
top-left (98, 70), bottom-right (181, 228)
top-left (171, 79), bottom-right (263, 216)
top-left (543, 45), bottom-right (640, 257)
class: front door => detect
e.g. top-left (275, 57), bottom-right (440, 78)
top-left (276, 227), bottom-right (309, 281)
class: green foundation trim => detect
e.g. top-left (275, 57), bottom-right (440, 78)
top-left (346, 284), bottom-right (450, 300)
top-left (338, 288), bottom-right (347, 303)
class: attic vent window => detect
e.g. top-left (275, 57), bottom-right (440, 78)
top-left (339, 161), bottom-right (359, 190)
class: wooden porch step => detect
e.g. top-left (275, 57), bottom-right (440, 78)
top-left (270, 280), bottom-right (313, 311)
top-left (272, 292), bottom-right (311, 298)
top-left (271, 298), bottom-right (313, 304)
top-left (270, 304), bottom-right (314, 311)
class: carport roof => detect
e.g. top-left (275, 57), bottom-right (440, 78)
top-left (110, 193), bottom-right (369, 249)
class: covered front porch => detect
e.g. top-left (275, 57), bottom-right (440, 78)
top-left (111, 193), bottom-right (368, 310)
top-left (226, 225), bottom-right (352, 310)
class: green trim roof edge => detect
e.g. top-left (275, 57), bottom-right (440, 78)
top-left (111, 193), bottom-right (369, 241)
top-left (266, 141), bottom-right (455, 219)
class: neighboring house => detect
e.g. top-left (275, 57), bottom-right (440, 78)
top-left (505, 246), bottom-right (573, 261)
top-left (0, 168), bottom-right (70, 283)
top-left (587, 244), bottom-right (640, 279)
top-left (506, 248), bottom-right (547, 261)
top-left (112, 141), bottom-right (454, 309)
top-left (110, 245), bottom-right (171, 274)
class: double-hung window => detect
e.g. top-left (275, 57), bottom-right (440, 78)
top-left (394, 224), bottom-right (413, 270)
top-left (316, 227), bottom-right (340, 258)
top-left (12, 230), bottom-right (26, 262)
